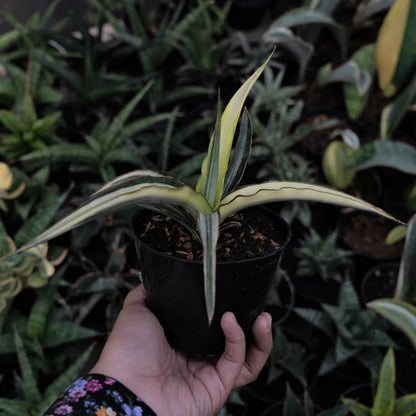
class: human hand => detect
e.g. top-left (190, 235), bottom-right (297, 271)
top-left (90, 285), bottom-right (273, 416)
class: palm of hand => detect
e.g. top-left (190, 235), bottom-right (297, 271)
top-left (91, 286), bottom-right (272, 416)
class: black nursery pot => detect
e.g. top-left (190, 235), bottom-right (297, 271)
top-left (132, 208), bottom-right (291, 356)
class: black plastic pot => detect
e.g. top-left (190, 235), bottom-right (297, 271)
top-left (360, 262), bottom-right (399, 304)
top-left (337, 212), bottom-right (404, 281)
top-left (132, 207), bottom-right (291, 356)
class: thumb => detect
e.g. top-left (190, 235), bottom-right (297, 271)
top-left (215, 312), bottom-right (246, 390)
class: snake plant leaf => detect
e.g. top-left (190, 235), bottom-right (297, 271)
top-left (198, 212), bottom-right (220, 324)
top-left (353, 0), bottom-right (395, 26)
top-left (13, 327), bottom-right (42, 403)
top-left (15, 172), bottom-right (211, 254)
top-left (376, 0), bottom-right (416, 96)
top-left (219, 182), bottom-right (401, 223)
top-left (343, 44), bottom-right (376, 119)
top-left (368, 299), bottom-right (416, 348)
top-left (0, 399), bottom-right (31, 415)
top-left (318, 61), bottom-right (372, 96)
top-left (318, 403), bottom-right (353, 416)
top-left (103, 81), bottom-right (153, 150)
top-left (395, 213), bottom-right (416, 301)
top-left (198, 94), bottom-right (222, 208)
top-left (283, 384), bottom-right (304, 416)
top-left (381, 70), bottom-right (416, 140)
top-left (372, 348), bottom-right (395, 416)
top-left (268, 7), bottom-right (348, 59)
top-left (196, 54), bottom-right (271, 209)
top-left (0, 29), bottom-right (19, 51)
top-left (223, 109), bottom-right (252, 196)
top-left (345, 141), bottom-right (416, 174)
top-left (263, 27), bottom-right (313, 81)
top-left (394, 394), bottom-right (416, 416)
top-left (342, 399), bottom-right (371, 416)
top-left (41, 344), bottom-right (95, 412)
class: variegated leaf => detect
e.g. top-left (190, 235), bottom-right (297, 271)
top-left (198, 212), bottom-right (220, 325)
top-left (16, 172), bottom-right (211, 253)
top-left (219, 182), bottom-right (401, 223)
top-left (223, 109), bottom-right (252, 196)
top-left (196, 53), bottom-right (272, 209)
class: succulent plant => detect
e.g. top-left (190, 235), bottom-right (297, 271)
top-left (13, 56), bottom-right (399, 324)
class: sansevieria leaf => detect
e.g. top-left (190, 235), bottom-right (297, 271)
top-left (196, 53), bottom-right (272, 209)
top-left (198, 212), bottom-right (220, 324)
top-left (15, 171), bottom-right (211, 254)
top-left (372, 348), bottom-right (395, 416)
top-left (223, 109), bottom-right (252, 196)
top-left (393, 394), bottom-right (416, 416)
top-left (395, 213), bottom-right (416, 302)
top-left (376, 0), bottom-right (416, 96)
top-left (219, 182), bottom-right (401, 223)
top-left (368, 299), bottom-right (416, 349)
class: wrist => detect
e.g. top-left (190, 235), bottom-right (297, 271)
top-left (89, 362), bottom-right (170, 416)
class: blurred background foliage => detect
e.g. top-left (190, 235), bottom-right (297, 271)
top-left (1, 0), bottom-right (416, 415)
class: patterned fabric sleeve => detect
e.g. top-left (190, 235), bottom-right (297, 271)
top-left (43, 373), bottom-right (157, 416)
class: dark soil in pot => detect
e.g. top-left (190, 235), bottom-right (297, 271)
top-left (132, 206), bottom-right (291, 356)
top-left (360, 263), bottom-right (399, 304)
top-left (338, 212), bottom-right (404, 279)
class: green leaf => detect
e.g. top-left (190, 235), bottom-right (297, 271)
top-left (394, 394), bottom-right (416, 416)
top-left (0, 399), bottom-right (30, 415)
top-left (342, 398), bottom-right (372, 416)
top-left (42, 344), bottom-right (95, 411)
top-left (16, 171), bottom-right (211, 253)
top-left (338, 279), bottom-right (361, 309)
top-left (294, 307), bottom-right (333, 337)
top-left (13, 327), bottom-right (41, 403)
top-left (223, 109), bottom-right (252, 195)
top-left (124, 113), bottom-right (173, 136)
top-left (219, 182), bottom-right (400, 224)
top-left (42, 322), bottom-right (99, 347)
top-left (0, 110), bottom-right (25, 135)
top-left (353, 0), bottom-right (395, 27)
top-left (385, 225), bottom-right (407, 245)
top-left (197, 212), bottom-right (219, 324)
top-left (263, 27), bottom-right (313, 81)
top-left (372, 348), bottom-right (395, 416)
top-left (198, 94), bottom-right (222, 208)
top-left (26, 289), bottom-right (54, 339)
top-left (0, 30), bottom-right (19, 51)
top-left (319, 61), bottom-right (372, 96)
top-left (368, 299), bottom-right (416, 349)
top-left (345, 141), bottom-right (416, 174)
top-left (104, 81), bottom-right (153, 149)
top-left (197, 54), bottom-right (271, 209)
top-left (268, 8), bottom-right (347, 58)
top-left (159, 108), bottom-right (178, 172)
top-left (21, 144), bottom-right (97, 166)
top-left (322, 140), bottom-right (356, 190)
top-left (283, 385), bottom-right (304, 416)
top-left (318, 403), bottom-right (354, 416)
top-left (343, 44), bottom-right (376, 119)
top-left (395, 213), bottom-right (416, 301)
top-left (31, 112), bottom-right (61, 137)
top-left (14, 186), bottom-right (71, 247)
top-left (381, 70), bottom-right (416, 139)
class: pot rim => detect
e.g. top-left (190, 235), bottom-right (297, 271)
top-left (131, 205), bottom-right (292, 266)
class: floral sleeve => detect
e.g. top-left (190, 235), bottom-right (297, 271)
top-left (43, 373), bottom-right (157, 416)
